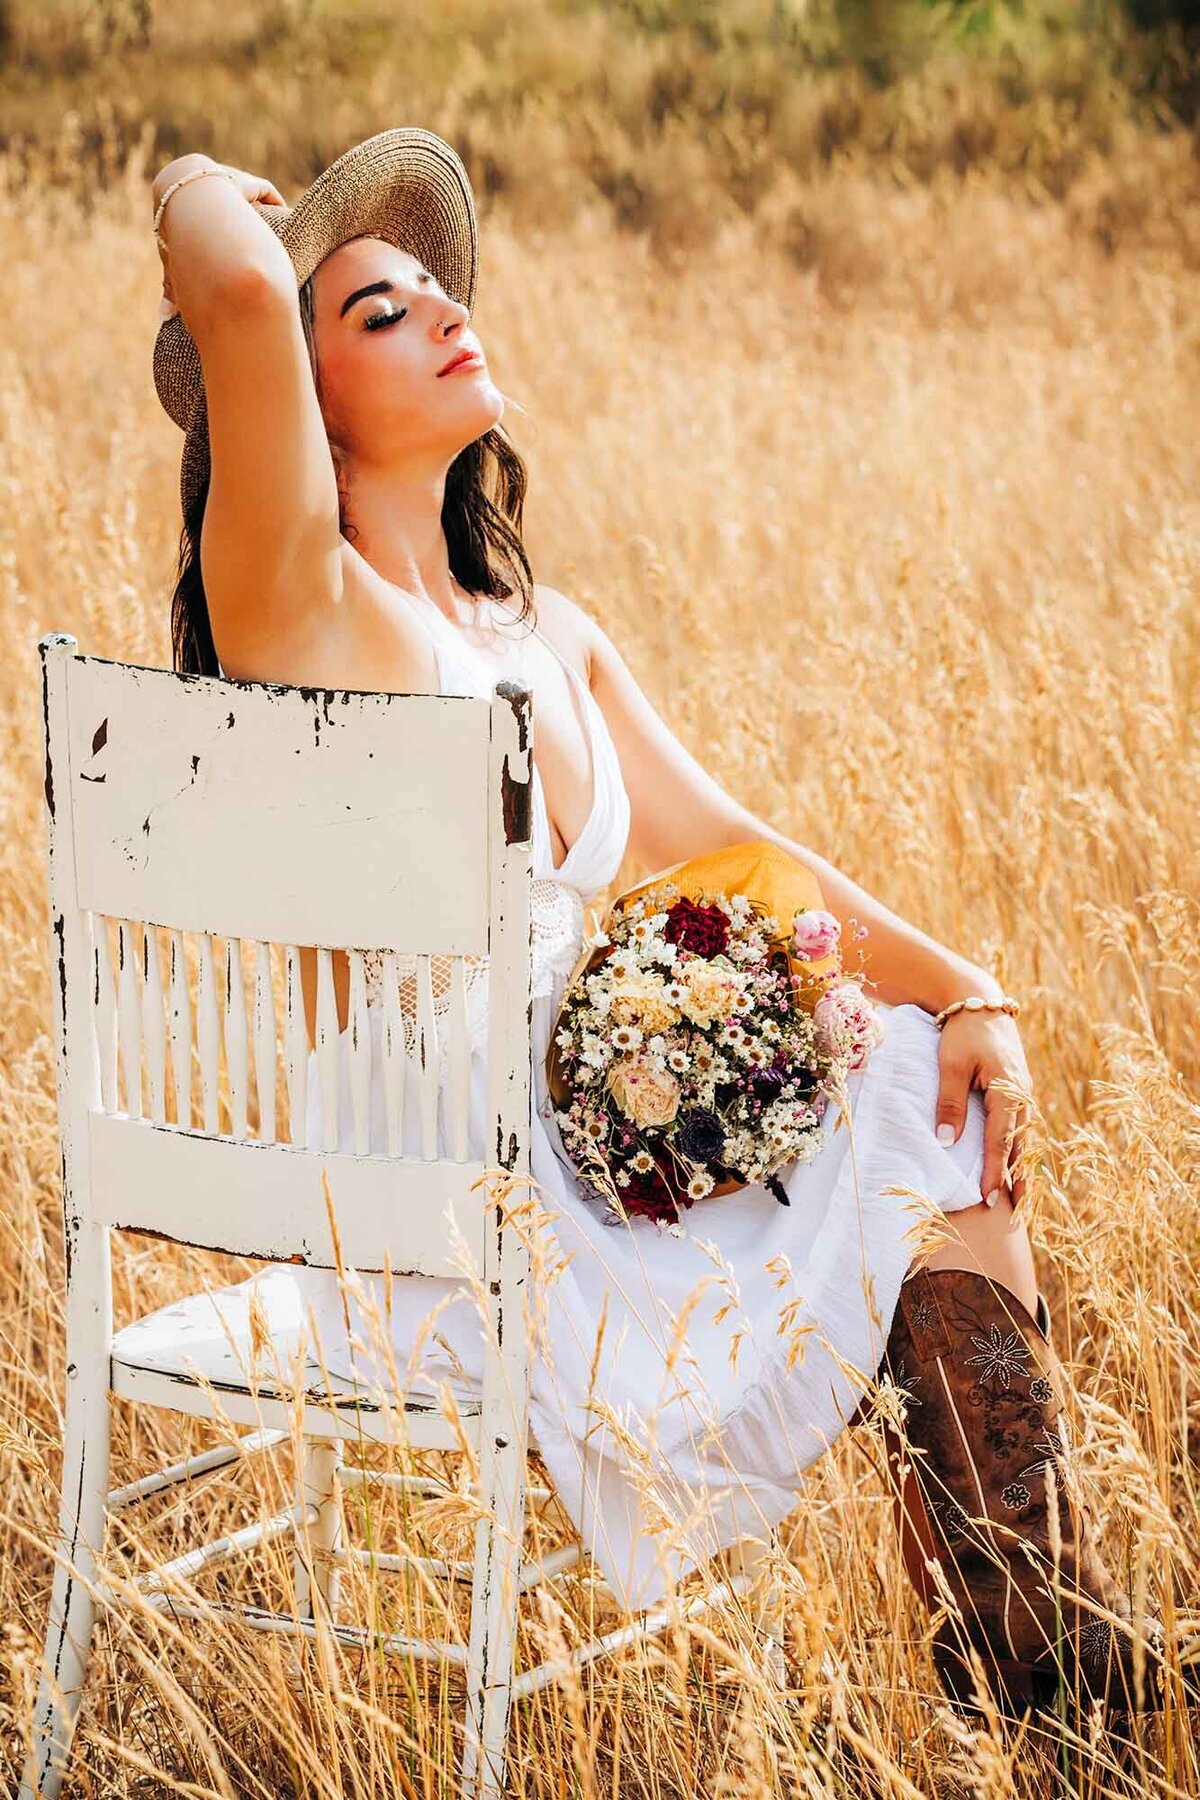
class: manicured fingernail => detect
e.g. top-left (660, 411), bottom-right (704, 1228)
top-left (985, 1187), bottom-right (1001, 1208)
top-left (936, 1124), bottom-right (955, 1146)
top-left (159, 294), bottom-right (178, 319)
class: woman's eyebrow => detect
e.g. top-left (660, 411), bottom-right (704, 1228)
top-left (339, 272), bottom-right (433, 318)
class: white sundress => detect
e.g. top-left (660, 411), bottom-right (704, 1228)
top-left (214, 609), bottom-right (989, 1614)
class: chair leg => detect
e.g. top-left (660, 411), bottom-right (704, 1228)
top-left (20, 1349), bottom-right (111, 1797)
top-left (461, 1433), bottom-right (527, 1800)
top-left (293, 1439), bottom-right (343, 1625)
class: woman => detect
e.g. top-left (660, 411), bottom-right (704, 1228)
top-left (150, 130), bottom-right (1182, 1726)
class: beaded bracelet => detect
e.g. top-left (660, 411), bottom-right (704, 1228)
top-left (933, 993), bottom-right (1021, 1031)
top-left (152, 165), bottom-right (241, 255)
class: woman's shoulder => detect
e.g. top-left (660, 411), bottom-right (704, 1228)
top-left (531, 581), bottom-right (600, 683)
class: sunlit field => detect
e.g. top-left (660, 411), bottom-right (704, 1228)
top-left (3, 53), bottom-right (1200, 1798)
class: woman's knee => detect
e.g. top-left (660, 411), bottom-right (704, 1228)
top-left (921, 1190), bottom-right (1040, 1319)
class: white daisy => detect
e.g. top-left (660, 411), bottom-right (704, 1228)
top-left (610, 1024), bottom-right (643, 1052)
top-left (605, 953), bottom-right (638, 982)
top-left (687, 1172), bottom-right (715, 1200)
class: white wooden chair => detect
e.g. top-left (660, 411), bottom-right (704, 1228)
top-left (22, 634), bottom-right (783, 1800)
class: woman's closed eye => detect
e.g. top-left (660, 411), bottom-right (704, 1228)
top-left (364, 306), bottom-right (407, 331)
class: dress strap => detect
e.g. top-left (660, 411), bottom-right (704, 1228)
top-left (488, 597), bottom-right (590, 694)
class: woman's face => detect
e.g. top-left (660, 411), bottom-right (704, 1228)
top-left (310, 235), bottom-right (503, 468)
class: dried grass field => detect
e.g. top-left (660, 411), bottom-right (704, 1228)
top-left (2, 96), bottom-right (1200, 1799)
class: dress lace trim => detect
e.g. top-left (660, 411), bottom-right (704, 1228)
top-left (358, 875), bottom-right (585, 1064)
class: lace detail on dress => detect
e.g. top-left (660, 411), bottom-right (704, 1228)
top-left (529, 876), bottom-right (586, 999)
top-left (357, 875), bottom-right (586, 1064)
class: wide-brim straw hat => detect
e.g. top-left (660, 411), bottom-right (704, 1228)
top-left (153, 126), bottom-right (479, 519)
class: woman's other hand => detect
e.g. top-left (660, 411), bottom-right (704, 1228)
top-left (934, 1009), bottom-right (1033, 1209)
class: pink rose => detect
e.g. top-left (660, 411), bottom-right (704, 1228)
top-left (792, 908), bottom-right (841, 961)
top-left (813, 980), bottom-right (884, 1074)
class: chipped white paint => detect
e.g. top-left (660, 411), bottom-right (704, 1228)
top-left (224, 936), bottom-right (248, 1138)
top-left (167, 927), bottom-right (191, 1127)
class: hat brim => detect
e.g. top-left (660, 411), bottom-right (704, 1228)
top-left (153, 126), bottom-right (479, 518)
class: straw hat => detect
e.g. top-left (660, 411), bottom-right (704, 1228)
top-left (152, 126), bottom-right (479, 518)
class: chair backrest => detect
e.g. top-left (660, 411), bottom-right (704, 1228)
top-left (38, 634), bottom-right (534, 1289)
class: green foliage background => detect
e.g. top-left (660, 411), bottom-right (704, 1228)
top-left (1, 0), bottom-right (1197, 261)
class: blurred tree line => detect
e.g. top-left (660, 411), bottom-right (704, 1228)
top-left (0, 0), bottom-right (1197, 263)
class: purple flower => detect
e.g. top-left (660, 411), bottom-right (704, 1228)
top-left (675, 1108), bottom-right (726, 1166)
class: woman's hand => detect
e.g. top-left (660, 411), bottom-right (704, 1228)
top-left (153, 154), bottom-right (288, 321)
top-left (934, 1009), bottom-right (1034, 1209)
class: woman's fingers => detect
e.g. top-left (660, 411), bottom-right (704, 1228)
top-left (980, 1083), bottom-right (1021, 1206)
top-left (934, 1040), bottom-right (973, 1148)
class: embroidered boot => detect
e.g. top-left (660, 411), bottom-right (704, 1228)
top-left (877, 1265), bottom-right (1188, 1724)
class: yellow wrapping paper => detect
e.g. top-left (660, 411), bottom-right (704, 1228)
top-left (545, 838), bottom-right (841, 1121)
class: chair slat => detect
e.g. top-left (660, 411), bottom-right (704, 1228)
top-left (117, 919), bottom-right (141, 1119)
top-left (283, 946), bottom-right (307, 1148)
top-left (347, 950), bottom-right (371, 1155)
top-left (416, 954), bottom-right (439, 1160)
top-left (88, 1110), bottom-right (489, 1277)
top-left (93, 913), bottom-right (118, 1114)
top-left (225, 937), bottom-right (248, 1138)
top-left (381, 950), bottom-right (404, 1157)
top-left (196, 933), bottom-right (221, 1134)
top-left (141, 925), bottom-right (167, 1124)
top-left (167, 928), bottom-right (192, 1129)
top-left (315, 947), bottom-right (339, 1153)
top-left (254, 941), bottom-right (277, 1145)
top-left (448, 955), bottom-right (470, 1162)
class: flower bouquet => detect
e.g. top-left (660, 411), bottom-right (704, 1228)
top-left (545, 839), bottom-right (885, 1231)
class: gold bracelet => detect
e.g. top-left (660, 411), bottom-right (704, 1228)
top-left (933, 993), bottom-right (1021, 1031)
top-left (152, 165), bottom-right (241, 255)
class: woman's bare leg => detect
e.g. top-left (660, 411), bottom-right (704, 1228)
top-left (923, 1187), bottom-right (1038, 1315)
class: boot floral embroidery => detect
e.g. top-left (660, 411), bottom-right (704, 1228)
top-left (931, 1497), bottom-right (971, 1541)
top-left (888, 1356), bottom-right (923, 1409)
top-left (963, 1324), bottom-right (1032, 1390)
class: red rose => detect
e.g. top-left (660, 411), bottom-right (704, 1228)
top-left (664, 896), bottom-right (730, 959)
top-left (620, 1155), bottom-right (688, 1223)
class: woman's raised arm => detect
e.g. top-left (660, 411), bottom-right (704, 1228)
top-left (152, 154), bottom-right (345, 672)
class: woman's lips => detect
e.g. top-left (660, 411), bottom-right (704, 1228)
top-left (438, 351), bottom-right (484, 376)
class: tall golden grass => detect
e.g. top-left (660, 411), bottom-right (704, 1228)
top-left (2, 103), bottom-right (1200, 1794)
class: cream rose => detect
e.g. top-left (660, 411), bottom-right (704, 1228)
top-left (679, 961), bottom-right (742, 1029)
top-left (607, 1055), bottom-right (681, 1127)
top-left (608, 974), bottom-right (679, 1036)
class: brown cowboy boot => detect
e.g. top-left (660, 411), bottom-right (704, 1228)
top-left (876, 1265), bottom-right (1189, 1724)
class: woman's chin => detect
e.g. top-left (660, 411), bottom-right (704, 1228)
top-left (454, 380), bottom-right (506, 433)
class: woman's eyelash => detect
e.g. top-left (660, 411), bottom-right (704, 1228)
top-left (364, 306), bottom-right (408, 331)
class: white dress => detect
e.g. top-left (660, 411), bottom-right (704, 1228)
top-left (216, 610), bottom-right (988, 1613)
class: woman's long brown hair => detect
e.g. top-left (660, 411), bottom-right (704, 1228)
top-left (170, 270), bottom-right (535, 676)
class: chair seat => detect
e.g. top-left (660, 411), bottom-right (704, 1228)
top-left (110, 1265), bottom-right (483, 1444)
